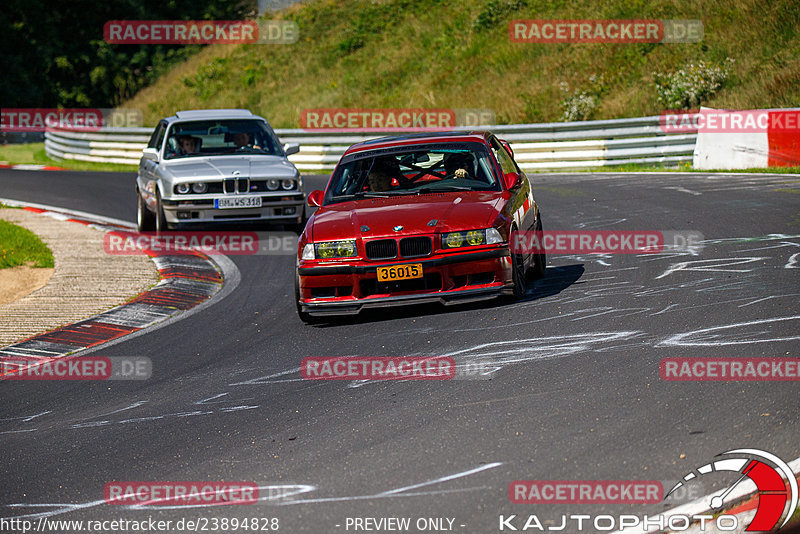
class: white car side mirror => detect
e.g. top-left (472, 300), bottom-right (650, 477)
top-left (142, 148), bottom-right (160, 162)
top-left (284, 143), bottom-right (300, 156)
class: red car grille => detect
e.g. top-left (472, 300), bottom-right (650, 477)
top-left (365, 237), bottom-right (432, 260)
top-left (399, 237), bottom-right (432, 258)
top-left (365, 239), bottom-right (397, 260)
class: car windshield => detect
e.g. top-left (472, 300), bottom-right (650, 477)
top-left (324, 143), bottom-right (500, 204)
top-left (163, 119), bottom-right (283, 159)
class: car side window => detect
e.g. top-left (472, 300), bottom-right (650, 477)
top-left (148, 122), bottom-right (166, 150)
top-left (155, 123), bottom-right (167, 151)
top-left (147, 123), bottom-right (162, 149)
top-left (489, 137), bottom-right (519, 175)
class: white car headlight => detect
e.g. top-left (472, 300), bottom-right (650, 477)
top-left (302, 244), bottom-right (315, 260)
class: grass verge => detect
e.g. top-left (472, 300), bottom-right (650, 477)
top-left (0, 219), bottom-right (55, 269)
top-left (0, 143), bottom-right (138, 173)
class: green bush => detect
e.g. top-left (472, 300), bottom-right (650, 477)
top-left (473, 0), bottom-right (528, 31)
top-left (653, 59), bottom-right (734, 110)
top-left (559, 75), bottom-right (607, 121)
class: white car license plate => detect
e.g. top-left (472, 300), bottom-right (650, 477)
top-left (215, 196), bottom-right (262, 209)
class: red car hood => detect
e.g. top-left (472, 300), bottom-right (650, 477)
top-left (310, 191), bottom-right (505, 242)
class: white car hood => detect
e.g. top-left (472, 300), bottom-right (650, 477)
top-left (162, 156), bottom-right (297, 180)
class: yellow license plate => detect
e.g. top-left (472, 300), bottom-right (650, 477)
top-left (377, 263), bottom-right (423, 282)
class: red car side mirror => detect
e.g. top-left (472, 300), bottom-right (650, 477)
top-left (307, 190), bottom-right (324, 207)
top-left (503, 172), bottom-right (521, 190)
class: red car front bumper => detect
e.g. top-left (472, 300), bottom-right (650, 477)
top-left (297, 247), bottom-right (513, 316)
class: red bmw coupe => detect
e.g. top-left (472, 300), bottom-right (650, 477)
top-left (295, 131), bottom-right (545, 322)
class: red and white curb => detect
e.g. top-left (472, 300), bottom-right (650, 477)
top-left (0, 200), bottom-right (226, 362)
top-left (0, 163), bottom-right (65, 171)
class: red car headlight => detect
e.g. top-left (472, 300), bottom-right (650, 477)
top-left (441, 228), bottom-right (502, 249)
top-left (302, 240), bottom-right (358, 259)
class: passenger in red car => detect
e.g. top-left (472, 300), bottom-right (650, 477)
top-left (444, 152), bottom-right (473, 179)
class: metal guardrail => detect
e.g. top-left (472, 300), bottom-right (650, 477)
top-left (45, 116), bottom-right (697, 172)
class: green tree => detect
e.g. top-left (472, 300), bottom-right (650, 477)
top-left (0, 0), bottom-right (255, 108)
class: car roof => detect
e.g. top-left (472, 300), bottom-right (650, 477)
top-left (343, 131), bottom-right (491, 156)
top-left (164, 109), bottom-right (265, 123)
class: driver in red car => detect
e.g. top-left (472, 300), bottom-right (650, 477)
top-left (367, 160), bottom-right (400, 192)
top-left (368, 168), bottom-right (394, 192)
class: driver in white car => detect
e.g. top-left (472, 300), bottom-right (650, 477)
top-left (233, 132), bottom-right (261, 150)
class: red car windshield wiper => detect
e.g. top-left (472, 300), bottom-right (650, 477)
top-left (416, 184), bottom-right (474, 193)
top-left (331, 191), bottom-right (407, 200)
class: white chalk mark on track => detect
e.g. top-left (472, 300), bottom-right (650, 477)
top-left (658, 316), bottom-right (800, 347)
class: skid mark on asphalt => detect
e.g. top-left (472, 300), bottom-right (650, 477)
top-left (1, 464), bottom-right (501, 518)
top-left (664, 186), bottom-right (702, 196)
top-left (437, 331), bottom-right (641, 370)
top-left (650, 304), bottom-right (679, 316)
top-left (229, 366), bottom-right (303, 386)
top-left (655, 257), bottom-right (767, 279)
top-left (449, 391), bottom-right (570, 408)
top-left (735, 241), bottom-right (800, 253)
top-left (221, 330), bottom-right (642, 389)
top-left (574, 217), bottom-right (628, 229)
top-left (0, 390), bottom-right (265, 434)
top-left (569, 307), bottom-right (649, 321)
top-left (212, 240), bottom-right (797, 389)
top-left (0, 411), bottom-right (51, 423)
top-left (700, 234), bottom-right (800, 245)
top-left (658, 316), bottom-right (800, 347)
top-left (738, 293), bottom-right (800, 307)
top-left (83, 401), bottom-right (148, 420)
